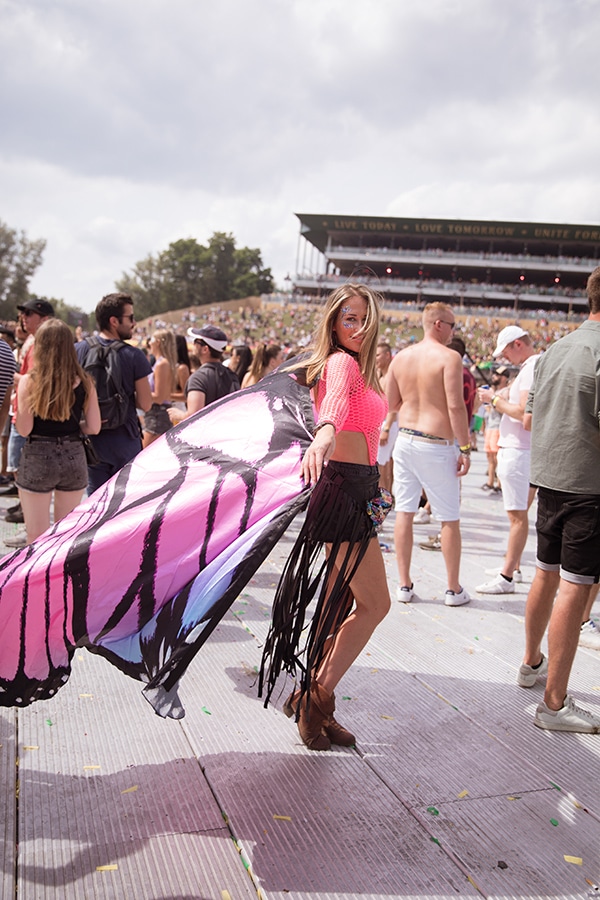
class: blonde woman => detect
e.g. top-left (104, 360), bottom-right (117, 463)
top-left (15, 318), bottom-right (101, 544)
top-left (143, 329), bottom-right (177, 447)
top-left (241, 343), bottom-right (284, 388)
top-left (260, 284), bottom-right (391, 751)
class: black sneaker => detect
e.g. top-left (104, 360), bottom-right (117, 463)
top-left (5, 506), bottom-right (24, 523)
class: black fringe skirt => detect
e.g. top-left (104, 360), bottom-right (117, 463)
top-left (259, 459), bottom-right (379, 707)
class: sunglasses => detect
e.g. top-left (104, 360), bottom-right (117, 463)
top-left (120, 314), bottom-right (135, 323)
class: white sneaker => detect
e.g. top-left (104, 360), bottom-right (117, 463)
top-left (534, 695), bottom-right (600, 733)
top-left (484, 567), bottom-right (523, 582)
top-left (476, 574), bottom-right (515, 594)
top-left (396, 583), bottom-right (414, 603)
top-left (579, 619), bottom-right (600, 650)
top-left (517, 654), bottom-right (548, 688)
top-left (4, 529), bottom-right (27, 549)
top-left (444, 587), bottom-right (470, 607)
top-left (413, 508), bottom-right (431, 524)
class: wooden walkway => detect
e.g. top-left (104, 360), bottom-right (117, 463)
top-left (1, 446), bottom-right (599, 900)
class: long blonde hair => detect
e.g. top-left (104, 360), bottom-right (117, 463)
top-left (152, 329), bottom-right (178, 389)
top-left (28, 319), bottom-right (93, 421)
top-left (296, 283), bottom-right (383, 393)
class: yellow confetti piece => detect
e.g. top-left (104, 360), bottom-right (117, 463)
top-left (96, 864), bottom-right (118, 872)
top-left (23, 746), bottom-right (39, 751)
top-left (507, 795), bottom-right (521, 801)
top-left (435, 637), bottom-right (445, 643)
top-left (380, 715), bottom-right (394, 720)
top-left (370, 668), bottom-right (379, 673)
top-left (564, 855), bottom-right (582, 865)
top-left (457, 789), bottom-right (469, 799)
top-left (273, 814), bottom-right (291, 821)
top-left (221, 892), bottom-right (232, 900)
top-left (592, 686), bottom-right (600, 692)
top-left (84, 765), bottom-right (101, 770)
top-left (79, 693), bottom-right (94, 698)
top-left (121, 786), bottom-right (138, 794)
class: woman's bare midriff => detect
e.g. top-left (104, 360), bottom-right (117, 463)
top-left (329, 430), bottom-right (371, 466)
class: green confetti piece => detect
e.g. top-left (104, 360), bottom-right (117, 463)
top-left (430, 836), bottom-right (440, 845)
top-left (550, 781), bottom-right (562, 791)
top-left (427, 806), bottom-right (439, 816)
top-left (474, 636), bottom-right (479, 641)
top-left (550, 818), bottom-right (558, 826)
top-left (46, 719), bottom-right (53, 726)
top-left (341, 695), bottom-right (352, 701)
top-left (201, 706), bottom-right (212, 715)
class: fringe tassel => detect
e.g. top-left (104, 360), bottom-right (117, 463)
top-left (259, 466), bottom-right (375, 708)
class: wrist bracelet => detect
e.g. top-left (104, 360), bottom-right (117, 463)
top-left (382, 426), bottom-right (390, 432)
top-left (459, 444), bottom-right (471, 454)
top-left (491, 396), bottom-right (499, 408)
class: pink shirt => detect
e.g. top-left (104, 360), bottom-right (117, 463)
top-left (315, 352), bottom-right (388, 465)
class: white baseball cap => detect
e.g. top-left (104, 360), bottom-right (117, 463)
top-left (493, 325), bottom-right (528, 358)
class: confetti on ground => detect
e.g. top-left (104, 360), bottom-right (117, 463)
top-left (202, 706), bottom-right (212, 715)
top-left (380, 715), bottom-right (394, 720)
top-left (550, 781), bottom-right (562, 791)
top-left (221, 891), bottom-right (232, 900)
top-left (121, 786), bottom-right (138, 794)
top-left (430, 836), bottom-right (440, 845)
top-left (84, 765), bottom-right (101, 770)
top-left (273, 814), bottom-right (291, 821)
top-left (79, 693), bottom-right (94, 698)
top-left (507, 795), bottom-right (521, 801)
top-left (457, 790), bottom-right (469, 799)
top-left (46, 719), bottom-right (53, 726)
top-left (427, 806), bottom-right (440, 816)
top-left (341, 695), bottom-right (352, 701)
top-left (96, 864), bottom-right (118, 872)
top-left (23, 746), bottom-right (38, 751)
top-left (564, 855), bottom-right (582, 865)
top-left (550, 818), bottom-right (558, 826)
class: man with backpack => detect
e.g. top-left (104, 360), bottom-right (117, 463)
top-left (76, 293), bottom-right (152, 494)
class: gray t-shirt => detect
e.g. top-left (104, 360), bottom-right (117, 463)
top-left (526, 320), bottom-right (600, 494)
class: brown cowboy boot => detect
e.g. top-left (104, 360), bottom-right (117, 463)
top-left (284, 688), bottom-right (355, 747)
top-left (283, 682), bottom-right (333, 751)
top-left (323, 692), bottom-right (356, 747)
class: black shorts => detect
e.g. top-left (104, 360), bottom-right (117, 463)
top-left (536, 486), bottom-right (600, 583)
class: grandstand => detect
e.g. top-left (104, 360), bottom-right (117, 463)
top-left (293, 214), bottom-right (600, 315)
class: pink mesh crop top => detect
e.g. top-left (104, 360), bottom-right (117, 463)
top-left (315, 351), bottom-right (388, 465)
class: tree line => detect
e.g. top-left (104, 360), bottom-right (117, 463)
top-left (0, 220), bottom-right (274, 326)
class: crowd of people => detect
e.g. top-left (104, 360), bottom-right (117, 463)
top-left (0, 278), bottom-right (598, 744)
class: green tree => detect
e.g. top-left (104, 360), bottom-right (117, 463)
top-left (115, 232), bottom-right (274, 319)
top-left (0, 221), bottom-right (46, 319)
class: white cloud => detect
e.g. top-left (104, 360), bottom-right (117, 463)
top-left (1, 0), bottom-right (599, 310)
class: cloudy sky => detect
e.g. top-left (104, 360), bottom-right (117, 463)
top-left (2, 0), bottom-right (599, 312)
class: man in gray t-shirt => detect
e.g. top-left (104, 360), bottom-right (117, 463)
top-left (517, 266), bottom-right (600, 734)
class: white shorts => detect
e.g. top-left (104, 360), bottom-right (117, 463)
top-left (496, 447), bottom-right (531, 511)
top-left (377, 420), bottom-right (399, 466)
top-left (392, 433), bottom-right (461, 522)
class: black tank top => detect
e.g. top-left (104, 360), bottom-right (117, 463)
top-left (31, 382), bottom-right (87, 437)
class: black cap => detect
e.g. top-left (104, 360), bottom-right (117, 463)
top-left (187, 324), bottom-right (228, 352)
top-left (17, 298), bottom-right (55, 317)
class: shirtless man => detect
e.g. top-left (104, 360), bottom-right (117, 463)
top-left (387, 302), bottom-right (471, 607)
top-left (376, 340), bottom-right (398, 495)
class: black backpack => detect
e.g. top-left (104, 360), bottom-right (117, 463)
top-left (82, 337), bottom-right (128, 430)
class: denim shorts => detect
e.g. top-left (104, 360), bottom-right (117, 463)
top-left (536, 487), bottom-right (600, 583)
top-left (143, 403), bottom-right (172, 436)
top-left (16, 438), bottom-right (88, 493)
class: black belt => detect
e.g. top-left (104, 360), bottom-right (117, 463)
top-left (27, 434), bottom-right (81, 444)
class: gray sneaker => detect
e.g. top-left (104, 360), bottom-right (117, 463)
top-left (534, 694), bottom-right (600, 733)
top-left (4, 529), bottom-right (27, 549)
top-left (517, 654), bottom-right (548, 688)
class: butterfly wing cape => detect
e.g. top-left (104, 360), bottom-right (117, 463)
top-left (0, 371), bottom-right (314, 717)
